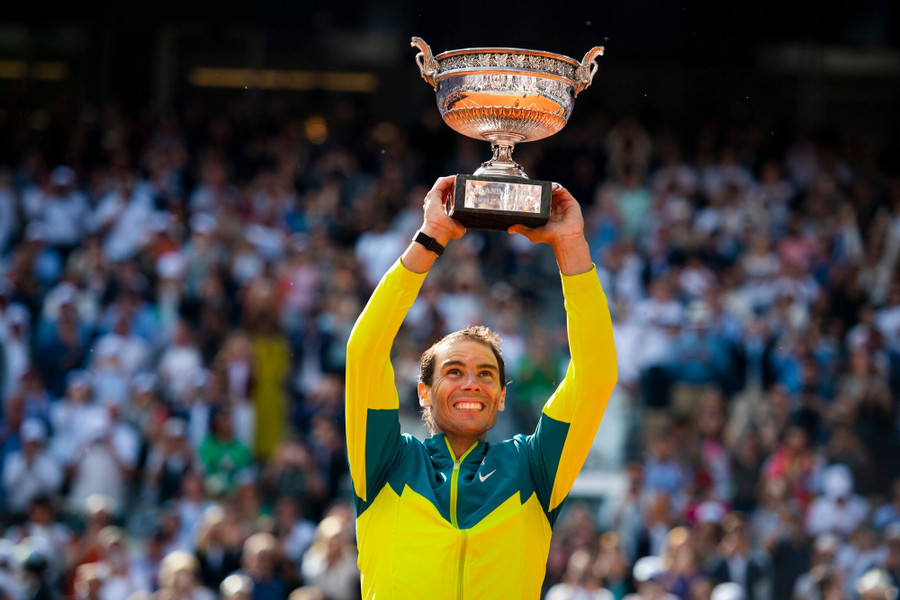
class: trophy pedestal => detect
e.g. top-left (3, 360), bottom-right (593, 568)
top-left (448, 174), bottom-right (551, 231)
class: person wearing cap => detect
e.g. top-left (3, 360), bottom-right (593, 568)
top-left (345, 178), bottom-right (617, 598)
top-left (805, 463), bottom-right (869, 537)
top-left (858, 568), bottom-right (900, 600)
top-left (66, 397), bottom-right (139, 517)
top-left (219, 573), bottom-right (254, 600)
top-left (624, 555), bottom-right (678, 600)
top-left (1, 418), bottom-right (63, 519)
top-left (24, 165), bottom-right (90, 259)
top-left (711, 582), bottom-right (746, 600)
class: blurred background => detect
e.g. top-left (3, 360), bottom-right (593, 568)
top-left (0, 1), bottom-right (900, 599)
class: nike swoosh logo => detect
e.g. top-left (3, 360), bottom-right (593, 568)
top-left (478, 469), bottom-right (496, 483)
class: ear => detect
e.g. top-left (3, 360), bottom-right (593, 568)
top-left (417, 382), bottom-right (431, 408)
top-left (498, 387), bottom-right (506, 412)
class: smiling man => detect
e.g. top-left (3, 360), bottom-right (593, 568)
top-left (345, 176), bottom-right (618, 599)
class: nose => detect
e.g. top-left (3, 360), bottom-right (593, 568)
top-left (460, 371), bottom-right (481, 390)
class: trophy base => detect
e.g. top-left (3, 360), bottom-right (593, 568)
top-left (448, 174), bottom-right (552, 231)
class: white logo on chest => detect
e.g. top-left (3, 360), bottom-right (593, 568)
top-left (478, 469), bottom-right (496, 483)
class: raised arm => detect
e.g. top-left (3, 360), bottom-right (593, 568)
top-left (510, 185), bottom-right (618, 513)
top-left (345, 176), bottom-right (464, 503)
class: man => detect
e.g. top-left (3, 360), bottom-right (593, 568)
top-left (1, 419), bottom-right (63, 519)
top-left (708, 513), bottom-right (771, 600)
top-left (345, 176), bottom-right (617, 598)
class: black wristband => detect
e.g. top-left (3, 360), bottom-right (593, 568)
top-left (413, 231), bottom-right (445, 256)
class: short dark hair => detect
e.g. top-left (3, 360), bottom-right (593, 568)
top-left (419, 326), bottom-right (506, 388)
top-left (419, 326), bottom-right (506, 434)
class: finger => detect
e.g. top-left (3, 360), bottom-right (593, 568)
top-left (551, 182), bottom-right (575, 201)
top-left (428, 175), bottom-right (456, 196)
top-left (424, 176), bottom-right (456, 208)
top-left (508, 224), bottom-right (535, 238)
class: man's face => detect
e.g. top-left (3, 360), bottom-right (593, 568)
top-left (419, 339), bottom-right (505, 444)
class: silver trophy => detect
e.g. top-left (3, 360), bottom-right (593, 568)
top-left (412, 37), bottom-right (603, 230)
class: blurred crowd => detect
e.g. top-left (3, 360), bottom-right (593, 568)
top-left (0, 85), bottom-right (899, 600)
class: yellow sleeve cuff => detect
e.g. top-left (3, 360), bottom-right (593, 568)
top-left (560, 264), bottom-right (601, 298)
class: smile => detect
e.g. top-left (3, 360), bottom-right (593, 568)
top-left (454, 401), bottom-right (484, 411)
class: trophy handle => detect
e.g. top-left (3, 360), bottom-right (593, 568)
top-left (574, 46), bottom-right (605, 97)
top-left (411, 37), bottom-right (439, 90)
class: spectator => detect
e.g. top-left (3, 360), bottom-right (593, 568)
top-left (72, 562), bottom-right (107, 600)
top-left (236, 533), bottom-right (287, 600)
top-left (805, 463), bottom-right (869, 537)
top-left (271, 496), bottom-right (317, 579)
top-left (545, 549), bottom-right (614, 600)
top-left (603, 460), bottom-right (647, 562)
top-left (707, 513), bottom-right (770, 600)
top-left (155, 550), bottom-right (214, 600)
top-left (300, 516), bottom-right (360, 600)
top-left (143, 418), bottom-right (195, 506)
top-left (623, 555), bottom-right (678, 600)
top-left (0, 539), bottom-right (26, 600)
top-left (95, 526), bottom-right (151, 600)
top-left (711, 582), bottom-right (745, 600)
top-left (856, 568), bottom-right (899, 600)
top-left (768, 506), bottom-right (812, 600)
top-left (1, 419), bottom-right (63, 519)
top-left (156, 321), bottom-right (204, 404)
top-left (197, 406), bottom-right (254, 497)
top-left (1, 304), bottom-right (31, 398)
top-left (4, 497), bottom-right (70, 590)
top-left (194, 506), bottom-right (242, 590)
top-left (219, 574), bottom-right (253, 600)
top-left (874, 479), bottom-right (900, 530)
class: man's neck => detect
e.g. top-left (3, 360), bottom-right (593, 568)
top-left (445, 436), bottom-right (479, 461)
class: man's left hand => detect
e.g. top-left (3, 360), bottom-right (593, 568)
top-left (507, 183), bottom-right (584, 248)
top-left (507, 184), bottom-right (593, 276)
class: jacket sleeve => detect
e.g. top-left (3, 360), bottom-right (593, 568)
top-left (528, 266), bottom-right (617, 512)
top-left (345, 259), bottom-right (427, 503)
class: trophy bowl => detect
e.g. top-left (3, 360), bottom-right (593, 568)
top-left (412, 37), bottom-right (603, 179)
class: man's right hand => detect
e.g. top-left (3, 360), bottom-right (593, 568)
top-left (420, 176), bottom-right (466, 246)
top-left (401, 176), bottom-right (465, 274)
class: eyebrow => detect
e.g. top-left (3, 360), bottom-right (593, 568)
top-left (440, 359), bottom-right (498, 372)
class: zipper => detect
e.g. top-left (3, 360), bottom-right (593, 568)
top-left (444, 437), bottom-right (477, 599)
top-left (457, 531), bottom-right (468, 600)
top-left (444, 437), bottom-right (477, 528)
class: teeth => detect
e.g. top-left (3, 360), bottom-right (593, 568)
top-left (455, 402), bottom-right (483, 411)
